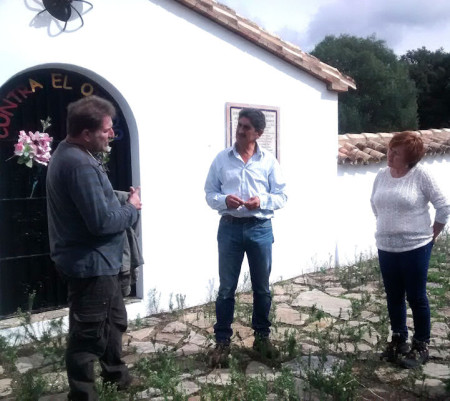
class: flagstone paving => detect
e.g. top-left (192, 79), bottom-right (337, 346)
top-left (0, 251), bottom-right (449, 400)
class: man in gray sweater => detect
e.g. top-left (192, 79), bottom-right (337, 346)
top-left (46, 95), bottom-right (141, 400)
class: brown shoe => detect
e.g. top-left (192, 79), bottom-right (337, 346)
top-left (253, 336), bottom-right (280, 359)
top-left (208, 343), bottom-right (230, 368)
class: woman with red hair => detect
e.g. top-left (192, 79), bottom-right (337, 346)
top-left (371, 131), bottom-right (450, 368)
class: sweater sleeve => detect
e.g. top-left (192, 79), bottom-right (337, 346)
top-left (370, 170), bottom-right (381, 218)
top-left (421, 168), bottom-right (450, 224)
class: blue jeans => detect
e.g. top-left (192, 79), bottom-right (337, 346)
top-left (214, 216), bottom-right (274, 344)
top-left (378, 241), bottom-right (433, 343)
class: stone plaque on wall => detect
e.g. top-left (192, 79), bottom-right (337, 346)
top-left (226, 103), bottom-right (280, 161)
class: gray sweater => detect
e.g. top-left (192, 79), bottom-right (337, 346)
top-left (46, 140), bottom-right (138, 278)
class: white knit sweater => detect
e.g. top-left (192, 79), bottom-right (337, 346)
top-left (371, 164), bottom-right (450, 252)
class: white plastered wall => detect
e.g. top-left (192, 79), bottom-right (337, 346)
top-left (336, 154), bottom-right (450, 267)
top-left (0, 0), bottom-right (338, 319)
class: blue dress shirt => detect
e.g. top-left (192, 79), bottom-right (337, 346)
top-left (205, 144), bottom-right (287, 219)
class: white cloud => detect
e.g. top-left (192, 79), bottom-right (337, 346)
top-left (304, 0), bottom-right (450, 54)
top-left (218, 0), bottom-right (450, 55)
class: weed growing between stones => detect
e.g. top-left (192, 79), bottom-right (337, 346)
top-left (427, 241), bottom-right (450, 316)
top-left (147, 288), bottom-right (161, 315)
top-left (134, 348), bottom-right (185, 399)
top-left (176, 294), bottom-right (187, 311)
top-left (280, 329), bottom-right (300, 359)
top-left (272, 366), bottom-right (298, 400)
top-left (202, 299), bottom-right (216, 323)
top-left (229, 356), bottom-right (269, 400)
top-left (349, 291), bottom-right (372, 319)
top-left (237, 271), bottom-right (252, 293)
top-left (10, 369), bottom-right (48, 401)
top-left (268, 287), bottom-right (277, 328)
top-left (234, 295), bottom-right (253, 326)
top-left (205, 278), bottom-right (217, 303)
top-left (168, 293), bottom-right (188, 320)
top-left (337, 252), bottom-right (381, 290)
top-left (199, 356), bottom-right (271, 401)
top-left (307, 304), bottom-right (327, 322)
top-left (130, 313), bottom-right (143, 330)
top-left (1, 291), bottom-right (67, 400)
top-left (0, 334), bottom-right (18, 374)
top-left (303, 356), bottom-right (358, 400)
top-left (96, 380), bottom-right (122, 401)
top-left (14, 291), bottom-right (66, 369)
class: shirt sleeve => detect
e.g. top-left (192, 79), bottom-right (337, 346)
top-left (69, 164), bottom-right (138, 235)
top-left (258, 159), bottom-right (287, 211)
top-left (421, 168), bottom-right (450, 224)
top-left (204, 157), bottom-right (228, 211)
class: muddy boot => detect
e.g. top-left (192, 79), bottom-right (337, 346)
top-left (208, 343), bottom-right (230, 368)
top-left (253, 336), bottom-right (280, 359)
top-left (380, 333), bottom-right (409, 362)
top-left (400, 338), bottom-right (429, 369)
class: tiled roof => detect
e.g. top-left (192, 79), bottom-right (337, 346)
top-left (338, 129), bottom-right (450, 165)
top-left (173, 0), bottom-right (356, 92)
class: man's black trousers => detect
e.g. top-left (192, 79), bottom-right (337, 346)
top-left (65, 274), bottom-right (129, 401)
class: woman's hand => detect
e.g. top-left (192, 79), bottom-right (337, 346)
top-left (433, 221), bottom-right (445, 241)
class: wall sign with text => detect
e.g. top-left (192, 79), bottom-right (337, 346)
top-left (226, 102), bottom-right (280, 161)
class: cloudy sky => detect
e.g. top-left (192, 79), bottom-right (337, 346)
top-left (218, 0), bottom-right (450, 56)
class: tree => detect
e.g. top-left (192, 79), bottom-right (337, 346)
top-left (401, 47), bottom-right (450, 129)
top-left (312, 35), bottom-right (418, 134)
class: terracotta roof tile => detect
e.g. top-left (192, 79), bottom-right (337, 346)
top-left (213, 5), bottom-right (239, 28)
top-left (172, 0), bottom-right (356, 92)
top-left (181, 0), bottom-right (196, 7)
top-left (237, 20), bottom-right (261, 34)
top-left (195, 0), bottom-right (214, 13)
top-left (338, 129), bottom-right (450, 165)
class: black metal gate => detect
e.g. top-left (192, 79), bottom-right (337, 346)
top-left (0, 68), bottom-right (132, 318)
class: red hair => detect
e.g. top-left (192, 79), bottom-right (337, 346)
top-left (389, 131), bottom-right (425, 168)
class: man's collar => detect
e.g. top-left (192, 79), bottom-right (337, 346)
top-left (230, 142), bottom-right (262, 156)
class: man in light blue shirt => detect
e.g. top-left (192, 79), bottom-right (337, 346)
top-left (205, 108), bottom-right (287, 367)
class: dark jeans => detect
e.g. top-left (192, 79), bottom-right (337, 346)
top-left (214, 216), bottom-right (274, 344)
top-left (378, 241), bottom-right (433, 343)
top-left (65, 274), bottom-right (129, 401)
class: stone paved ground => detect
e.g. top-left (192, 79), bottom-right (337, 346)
top-left (0, 242), bottom-right (449, 400)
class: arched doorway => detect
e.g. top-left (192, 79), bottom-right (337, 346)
top-left (0, 67), bottom-right (133, 318)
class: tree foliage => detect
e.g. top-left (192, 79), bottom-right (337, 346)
top-left (311, 35), bottom-right (418, 134)
top-left (401, 47), bottom-right (450, 129)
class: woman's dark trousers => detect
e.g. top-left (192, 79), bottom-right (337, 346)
top-left (378, 241), bottom-right (433, 343)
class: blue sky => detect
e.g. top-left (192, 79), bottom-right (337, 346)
top-left (218, 0), bottom-right (450, 55)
